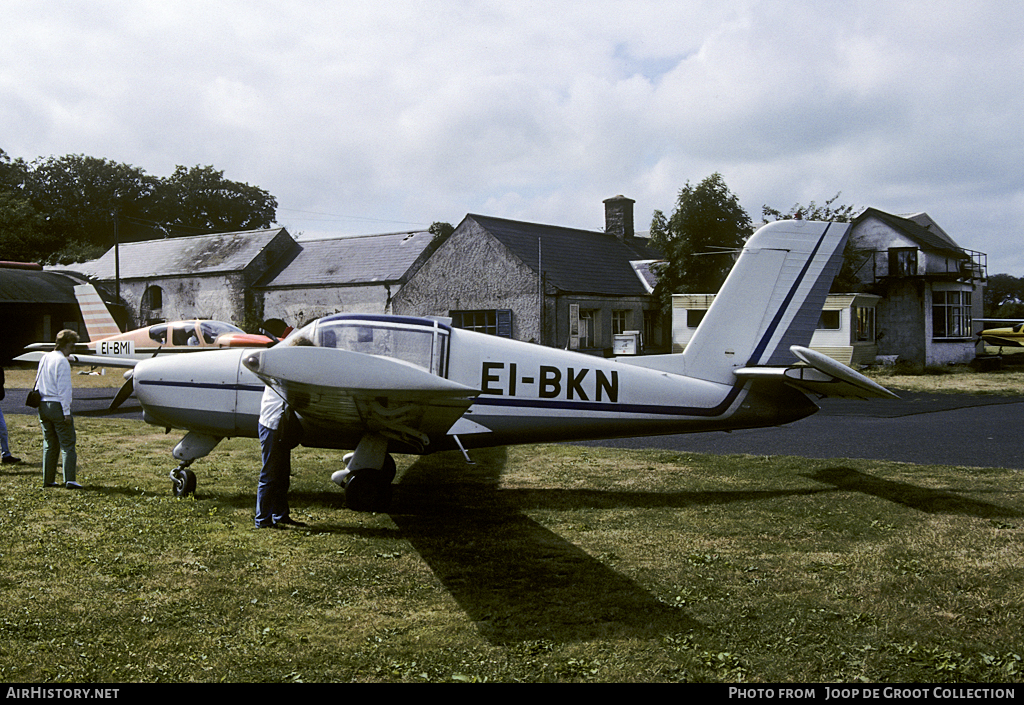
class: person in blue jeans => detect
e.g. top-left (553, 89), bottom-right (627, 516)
top-left (36, 329), bottom-right (81, 489)
top-left (255, 386), bottom-right (304, 528)
top-left (1, 367), bottom-right (23, 465)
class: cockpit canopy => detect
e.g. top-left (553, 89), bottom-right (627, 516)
top-left (280, 315), bottom-right (451, 376)
top-left (148, 320), bottom-right (245, 346)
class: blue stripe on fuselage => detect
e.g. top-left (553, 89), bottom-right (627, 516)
top-left (470, 392), bottom-right (741, 417)
top-left (136, 380), bottom-right (265, 393)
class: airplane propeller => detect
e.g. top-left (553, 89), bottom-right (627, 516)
top-left (109, 371), bottom-right (134, 410)
top-left (108, 347), bottom-right (161, 411)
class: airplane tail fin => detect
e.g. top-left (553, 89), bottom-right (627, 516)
top-left (73, 284), bottom-right (122, 342)
top-left (678, 220), bottom-right (850, 385)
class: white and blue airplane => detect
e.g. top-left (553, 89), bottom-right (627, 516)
top-left (125, 219), bottom-right (895, 511)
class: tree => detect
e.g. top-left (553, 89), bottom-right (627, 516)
top-left (650, 173), bottom-right (752, 312)
top-left (428, 221), bottom-right (454, 242)
top-left (0, 150), bottom-right (279, 264)
top-left (149, 165), bottom-right (277, 234)
top-left (25, 154), bottom-right (158, 263)
top-left (762, 193), bottom-right (867, 292)
top-left (762, 192), bottom-right (862, 223)
top-left (984, 273), bottom-right (1024, 318)
top-left (0, 150), bottom-right (48, 261)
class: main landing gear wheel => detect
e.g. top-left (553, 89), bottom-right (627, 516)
top-left (343, 454), bottom-right (396, 513)
top-left (170, 467), bottom-right (197, 498)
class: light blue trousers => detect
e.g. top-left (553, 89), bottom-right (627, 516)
top-left (39, 402), bottom-right (77, 485)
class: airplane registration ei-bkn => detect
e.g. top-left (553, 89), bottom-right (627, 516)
top-left (128, 219), bottom-right (896, 510)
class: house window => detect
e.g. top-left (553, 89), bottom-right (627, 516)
top-left (612, 310), bottom-right (630, 335)
top-left (855, 307), bottom-right (875, 342)
top-left (889, 248), bottom-right (919, 276)
top-left (933, 290), bottom-right (972, 339)
top-left (579, 309), bottom-right (599, 348)
top-left (686, 310), bottom-right (706, 328)
top-left (142, 286), bottom-right (161, 313)
top-left (450, 310), bottom-right (512, 338)
top-left (817, 310), bottom-right (841, 330)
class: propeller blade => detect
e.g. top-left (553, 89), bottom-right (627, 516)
top-left (109, 373), bottom-right (134, 410)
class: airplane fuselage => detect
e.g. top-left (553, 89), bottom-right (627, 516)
top-left (126, 221), bottom-right (895, 507)
top-left (133, 322), bottom-right (819, 456)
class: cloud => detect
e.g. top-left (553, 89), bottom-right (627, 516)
top-left (2, 0), bottom-right (1023, 271)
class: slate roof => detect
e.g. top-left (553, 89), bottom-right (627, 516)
top-left (466, 214), bottom-right (664, 296)
top-left (257, 230), bottom-right (435, 288)
top-left (854, 208), bottom-right (968, 258)
top-left (72, 228), bottom-right (290, 280)
top-left (0, 268), bottom-right (80, 304)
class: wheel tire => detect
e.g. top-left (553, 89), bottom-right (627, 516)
top-left (344, 469), bottom-right (393, 513)
top-left (381, 453), bottom-right (397, 482)
top-left (171, 469), bottom-right (197, 498)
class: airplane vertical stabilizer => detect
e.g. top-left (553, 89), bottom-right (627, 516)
top-left (678, 220), bottom-right (850, 385)
top-left (73, 284), bottom-right (122, 342)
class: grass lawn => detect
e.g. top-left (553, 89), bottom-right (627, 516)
top-left (0, 411), bottom-right (1021, 683)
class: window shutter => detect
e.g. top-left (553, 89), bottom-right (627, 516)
top-left (496, 309), bottom-right (513, 338)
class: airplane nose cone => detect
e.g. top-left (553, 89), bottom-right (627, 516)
top-left (242, 350), bottom-right (263, 373)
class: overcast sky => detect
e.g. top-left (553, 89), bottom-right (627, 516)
top-left (3, 1), bottom-right (1023, 273)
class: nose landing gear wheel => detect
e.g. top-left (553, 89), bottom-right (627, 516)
top-left (343, 454), bottom-right (396, 513)
top-left (170, 467), bottom-right (197, 497)
top-left (344, 470), bottom-right (393, 513)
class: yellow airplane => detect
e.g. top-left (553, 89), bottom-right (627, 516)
top-left (979, 321), bottom-right (1024, 350)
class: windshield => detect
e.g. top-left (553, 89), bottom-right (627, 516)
top-left (199, 320), bottom-right (244, 343)
top-left (281, 317), bottom-right (449, 376)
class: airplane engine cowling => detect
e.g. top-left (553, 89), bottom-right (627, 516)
top-left (133, 349), bottom-right (263, 438)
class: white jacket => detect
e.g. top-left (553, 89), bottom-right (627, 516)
top-left (36, 350), bottom-right (73, 416)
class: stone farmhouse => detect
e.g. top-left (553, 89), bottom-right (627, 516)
top-left (394, 196), bottom-right (667, 354)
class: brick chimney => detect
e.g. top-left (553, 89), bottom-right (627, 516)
top-left (603, 195), bottom-right (635, 241)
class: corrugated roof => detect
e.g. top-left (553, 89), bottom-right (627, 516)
top-left (466, 214), bottom-right (664, 296)
top-left (257, 230), bottom-right (435, 288)
top-left (0, 269), bottom-right (80, 304)
top-left (72, 228), bottom-right (289, 280)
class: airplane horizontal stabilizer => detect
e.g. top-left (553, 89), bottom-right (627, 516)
top-left (734, 346), bottom-right (898, 400)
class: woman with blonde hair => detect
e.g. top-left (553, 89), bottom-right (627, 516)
top-left (36, 329), bottom-right (81, 489)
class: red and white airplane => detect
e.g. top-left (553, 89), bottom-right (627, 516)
top-left (19, 284), bottom-right (274, 364)
top-left (122, 219), bottom-right (896, 509)
top-left (16, 284), bottom-right (277, 408)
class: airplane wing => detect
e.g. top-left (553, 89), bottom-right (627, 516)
top-left (981, 335), bottom-right (1024, 348)
top-left (14, 351), bottom-right (140, 369)
top-left (242, 346), bottom-right (480, 451)
top-left (734, 345), bottom-right (898, 400)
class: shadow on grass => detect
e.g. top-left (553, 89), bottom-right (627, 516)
top-left (0, 463), bottom-right (37, 479)
top-left (388, 448), bottom-right (702, 646)
top-left (805, 466), bottom-right (1023, 519)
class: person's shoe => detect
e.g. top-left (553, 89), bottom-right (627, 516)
top-left (2, 455), bottom-right (21, 464)
top-left (44, 482), bottom-right (61, 488)
top-left (278, 517), bottom-right (307, 527)
top-left (65, 481), bottom-right (83, 490)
